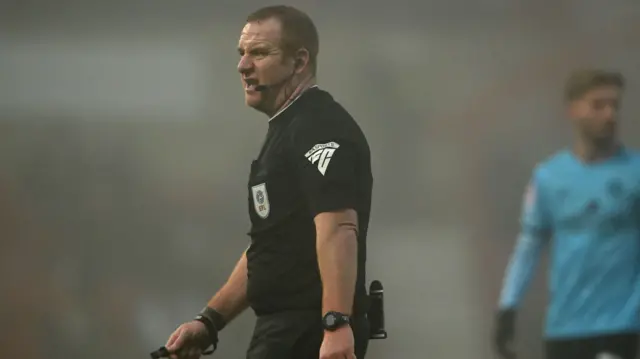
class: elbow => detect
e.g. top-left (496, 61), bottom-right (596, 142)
top-left (314, 209), bottom-right (359, 254)
top-left (317, 226), bottom-right (358, 254)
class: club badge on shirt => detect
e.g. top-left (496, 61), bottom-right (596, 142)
top-left (251, 183), bottom-right (270, 219)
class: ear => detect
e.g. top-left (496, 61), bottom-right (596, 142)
top-left (565, 102), bottom-right (574, 119)
top-left (292, 48), bottom-right (310, 74)
top-left (566, 100), bottom-right (579, 120)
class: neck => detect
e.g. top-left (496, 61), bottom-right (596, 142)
top-left (573, 138), bottom-right (619, 162)
top-left (267, 76), bottom-right (316, 118)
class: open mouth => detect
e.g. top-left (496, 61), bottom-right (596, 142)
top-left (244, 78), bottom-right (259, 91)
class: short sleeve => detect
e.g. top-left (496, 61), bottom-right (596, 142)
top-left (290, 120), bottom-right (360, 217)
top-left (520, 168), bottom-right (551, 234)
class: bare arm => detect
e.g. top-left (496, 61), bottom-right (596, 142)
top-left (164, 251), bottom-right (249, 354)
top-left (315, 209), bottom-right (359, 315)
top-left (205, 250), bottom-right (249, 323)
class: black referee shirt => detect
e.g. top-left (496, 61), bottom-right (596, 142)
top-left (246, 86), bottom-right (373, 316)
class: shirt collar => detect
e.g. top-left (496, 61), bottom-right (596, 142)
top-left (268, 85), bottom-right (319, 122)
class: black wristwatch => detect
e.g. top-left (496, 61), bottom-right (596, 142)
top-left (322, 311), bottom-right (351, 331)
top-left (194, 306), bottom-right (226, 352)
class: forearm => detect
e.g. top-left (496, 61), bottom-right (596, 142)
top-left (206, 251), bottom-right (249, 323)
top-left (499, 232), bottom-right (545, 309)
top-left (317, 226), bottom-right (358, 315)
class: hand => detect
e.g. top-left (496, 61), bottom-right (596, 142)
top-left (320, 326), bottom-right (356, 359)
top-left (494, 309), bottom-right (517, 359)
top-left (165, 320), bottom-right (210, 359)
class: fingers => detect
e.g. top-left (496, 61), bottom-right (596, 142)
top-left (189, 347), bottom-right (203, 359)
top-left (321, 351), bottom-right (356, 359)
top-left (171, 347), bottom-right (201, 359)
top-left (497, 343), bottom-right (516, 359)
top-left (166, 328), bottom-right (183, 351)
top-left (164, 326), bottom-right (205, 359)
top-left (168, 341), bottom-right (187, 359)
top-left (166, 328), bottom-right (188, 359)
top-left (505, 349), bottom-right (516, 359)
top-left (165, 347), bottom-right (201, 359)
top-left (494, 333), bottom-right (516, 359)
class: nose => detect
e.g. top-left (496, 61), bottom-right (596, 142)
top-left (237, 55), bottom-right (253, 74)
top-left (603, 105), bottom-right (617, 122)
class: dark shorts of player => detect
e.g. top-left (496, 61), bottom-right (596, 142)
top-left (246, 310), bottom-right (369, 359)
top-left (545, 333), bottom-right (639, 359)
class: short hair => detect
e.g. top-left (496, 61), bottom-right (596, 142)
top-left (246, 5), bottom-right (319, 74)
top-left (564, 69), bottom-right (625, 102)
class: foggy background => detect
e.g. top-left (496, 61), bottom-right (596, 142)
top-left (1, 1), bottom-right (640, 358)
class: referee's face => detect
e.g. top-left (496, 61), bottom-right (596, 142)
top-left (237, 19), bottom-right (295, 113)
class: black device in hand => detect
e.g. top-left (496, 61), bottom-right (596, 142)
top-left (149, 346), bottom-right (170, 359)
top-left (494, 309), bottom-right (517, 359)
top-left (150, 307), bottom-right (224, 358)
top-left (368, 280), bottom-right (388, 339)
top-left (149, 346), bottom-right (215, 359)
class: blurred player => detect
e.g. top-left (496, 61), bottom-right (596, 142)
top-left (494, 69), bottom-right (640, 359)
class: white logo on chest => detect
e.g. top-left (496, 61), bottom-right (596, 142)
top-left (251, 183), bottom-right (270, 219)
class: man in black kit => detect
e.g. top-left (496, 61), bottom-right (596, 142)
top-left (161, 5), bottom-right (373, 359)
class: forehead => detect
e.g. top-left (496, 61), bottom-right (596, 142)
top-left (238, 18), bottom-right (283, 48)
top-left (582, 85), bottom-right (622, 101)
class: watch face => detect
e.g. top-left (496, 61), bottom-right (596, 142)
top-left (324, 312), bottom-right (349, 331)
top-left (325, 314), bottom-right (336, 327)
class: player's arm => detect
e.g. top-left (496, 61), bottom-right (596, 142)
top-left (498, 174), bottom-right (551, 310)
top-left (291, 122), bottom-right (361, 316)
top-left (494, 170), bottom-right (551, 358)
top-left (498, 229), bottom-right (548, 309)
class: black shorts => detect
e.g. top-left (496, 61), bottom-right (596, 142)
top-left (545, 333), bottom-right (639, 359)
top-left (246, 310), bottom-right (369, 359)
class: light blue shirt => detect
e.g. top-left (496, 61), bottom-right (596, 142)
top-left (499, 147), bottom-right (640, 339)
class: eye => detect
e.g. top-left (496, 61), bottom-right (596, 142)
top-left (249, 49), bottom-right (269, 57)
top-left (592, 99), bottom-right (620, 111)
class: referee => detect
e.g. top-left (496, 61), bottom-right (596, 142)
top-left (162, 6), bottom-right (373, 359)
